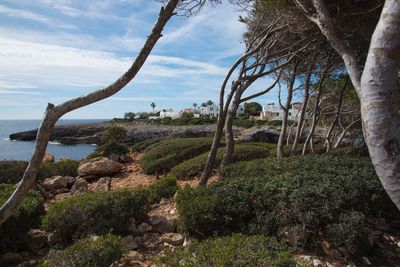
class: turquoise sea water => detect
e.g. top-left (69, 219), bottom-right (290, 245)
top-left (0, 119), bottom-right (107, 161)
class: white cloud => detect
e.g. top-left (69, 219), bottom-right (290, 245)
top-left (0, 4), bottom-right (77, 30)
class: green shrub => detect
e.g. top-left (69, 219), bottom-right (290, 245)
top-left (42, 177), bottom-right (177, 242)
top-left (233, 118), bottom-right (255, 128)
top-left (148, 176), bottom-right (178, 203)
top-left (0, 160), bottom-right (28, 184)
top-left (42, 188), bottom-right (150, 242)
top-left (140, 137), bottom-right (215, 174)
top-left (37, 159), bottom-right (79, 180)
top-left (176, 156), bottom-right (399, 255)
top-left (130, 138), bottom-right (163, 152)
top-left (0, 184), bottom-right (44, 252)
top-left (87, 142), bottom-right (128, 159)
top-left (170, 143), bottom-right (270, 180)
top-left (41, 234), bottom-right (125, 267)
top-left (101, 126), bottom-right (127, 143)
top-left (155, 234), bottom-right (296, 267)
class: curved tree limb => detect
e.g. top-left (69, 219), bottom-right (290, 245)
top-left (0, 0), bottom-right (179, 225)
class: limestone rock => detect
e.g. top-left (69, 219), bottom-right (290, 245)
top-left (92, 177), bottom-right (111, 192)
top-left (78, 157), bottom-right (123, 177)
top-left (42, 176), bottom-right (75, 191)
top-left (137, 223), bottom-right (152, 234)
top-left (121, 235), bottom-right (138, 250)
top-left (124, 251), bottom-right (144, 262)
top-left (24, 229), bottom-right (48, 253)
top-left (160, 233), bottom-right (184, 246)
top-left (149, 215), bottom-right (174, 233)
top-left (70, 178), bottom-right (89, 195)
top-left (43, 154), bottom-right (55, 163)
top-left (237, 127), bottom-right (279, 143)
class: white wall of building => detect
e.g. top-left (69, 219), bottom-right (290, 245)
top-left (261, 103), bottom-right (301, 121)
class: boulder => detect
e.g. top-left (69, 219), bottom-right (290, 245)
top-left (91, 177), bottom-right (111, 192)
top-left (42, 154), bottom-right (55, 163)
top-left (24, 229), bottom-right (48, 253)
top-left (137, 223), bottom-right (152, 234)
top-left (70, 178), bottom-right (89, 195)
top-left (160, 233), bottom-right (184, 246)
top-left (121, 235), bottom-right (138, 250)
top-left (42, 176), bottom-right (75, 191)
top-left (77, 157), bottom-right (123, 177)
top-left (149, 215), bottom-right (174, 233)
top-left (237, 127), bottom-right (279, 143)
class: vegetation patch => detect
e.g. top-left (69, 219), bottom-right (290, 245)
top-left (37, 159), bottom-right (79, 180)
top-left (139, 137), bottom-right (215, 174)
top-left (170, 143), bottom-right (271, 180)
top-left (41, 234), bottom-right (125, 267)
top-left (155, 233), bottom-right (297, 267)
top-left (0, 184), bottom-right (44, 252)
top-left (176, 156), bottom-right (399, 256)
top-left (0, 160), bottom-right (28, 184)
top-left (130, 138), bottom-right (163, 152)
top-left (42, 177), bottom-right (177, 242)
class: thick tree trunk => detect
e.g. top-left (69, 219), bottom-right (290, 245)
top-left (291, 63), bottom-right (313, 154)
top-left (0, 0), bottom-right (179, 226)
top-left (360, 0), bottom-right (400, 210)
top-left (325, 78), bottom-right (348, 153)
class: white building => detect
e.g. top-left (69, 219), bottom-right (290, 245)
top-left (200, 104), bottom-right (219, 117)
top-left (159, 109), bottom-right (182, 119)
top-left (260, 102), bottom-right (302, 121)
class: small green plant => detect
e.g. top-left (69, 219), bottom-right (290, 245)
top-left (101, 126), bottom-right (127, 143)
top-left (155, 234), bottom-right (296, 267)
top-left (37, 159), bottom-right (79, 180)
top-left (87, 142), bottom-right (128, 159)
top-left (0, 160), bottom-right (28, 184)
top-left (41, 234), bottom-right (125, 267)
top-left (0, 184), bottom-right (44, 252)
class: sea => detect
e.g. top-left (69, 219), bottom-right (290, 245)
top-left (0, 119), bottom-right (107, 161)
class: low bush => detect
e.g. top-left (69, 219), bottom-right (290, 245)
top-left (170, 143), bottom-right (270, 179)
top-left (42, 177), bottom-right (177, 242)
top-left (87, 142), bottom-right (128, 159)
top-left (0, 184), bottom-right (44, 252)
top-left (233, 118), bottom-right (255, 128)
top-left (155, 233), bottom-right (297, 267)
top-left (162, 116), bottom-right (217, 126)
top-left (41, 234), bottom-right (125, 267)
top-left (176, 156), bottom-right (399, 255)
top-left (37, 159), bottom-right (79, 180)
top-left (139, 137), bottom-right (215, 174)
top-left (0, 160), bottom-right (28, 184)
top-left (130, 138), bottom-right (163, 152)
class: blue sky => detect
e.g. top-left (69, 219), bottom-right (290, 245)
top-left (0, 0), bottom-right (285, 119)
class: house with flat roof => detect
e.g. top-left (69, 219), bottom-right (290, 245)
top-left (260, 102), bottom-right (302, 121)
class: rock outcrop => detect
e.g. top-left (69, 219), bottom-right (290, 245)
top-left (78, 157), bottom-right (123, 177)
top-left (41, 176), bottom-right (75, 191)
top-left (237, 127), bottom-right (280, 143)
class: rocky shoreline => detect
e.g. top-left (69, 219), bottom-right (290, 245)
top-left (9, 122), bottom-right (280, 145)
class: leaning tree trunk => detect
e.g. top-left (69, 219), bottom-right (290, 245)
top-left (0, 0), bottom-right (179, 226)
top-left (360, 0), bottom-right (400, 209)
top-left (325, 78), bottom-right (347, 153)
top-left (291, 63), bottom-right (313, 155)
top-left (277, 63), bottom-right (297, 158)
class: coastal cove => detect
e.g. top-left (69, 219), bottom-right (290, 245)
top-left (0, 120), bottom-right (106, 161)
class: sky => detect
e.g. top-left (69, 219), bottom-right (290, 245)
top-left (0, 0), bottom-right (285, 119)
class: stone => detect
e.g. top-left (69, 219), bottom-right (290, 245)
top-left (70, 178), bottom-right (89, 195)
top-left (79, 175), bottom-right (99, 182)
top-left (142, 233), bottom-right (161, 250)
top-left (137, 223), bottom-right (152, 234)
top-left (312, 259), bottom-right (323, 267)
top-left (77, 157), bottom-right (123, 177)
top-left (0, 252), bottom-right (24, 266)
top-left (42, 154), bottom-right (55, 163)
top-left (92, 177), bottom-right (111, 192)
top-left (124, 251), bottom-right (144, 262)
top-left (149, 215), bottom-right (174, 233)
top-left (160, 233), bottom-right (184, 246)
top-left (121, 235), bottom-right (139, 250)
top-left (42, 176), bottom-right (74, 191)
top-left (24, 229), bottom-right (48, 253)
top-left (237, 127), bottom-right (280, 143)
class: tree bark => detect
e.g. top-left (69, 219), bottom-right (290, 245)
top-left (325, 77), bottom-right (348, 153)
top-left (0, 0), bottom-right (179, 226)
top-left (359, 0), bottom-right (400, 210)
top-left (277, 62), bottom-right (298, 158)
top-left (291, 62), bottom-right (314, 154)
